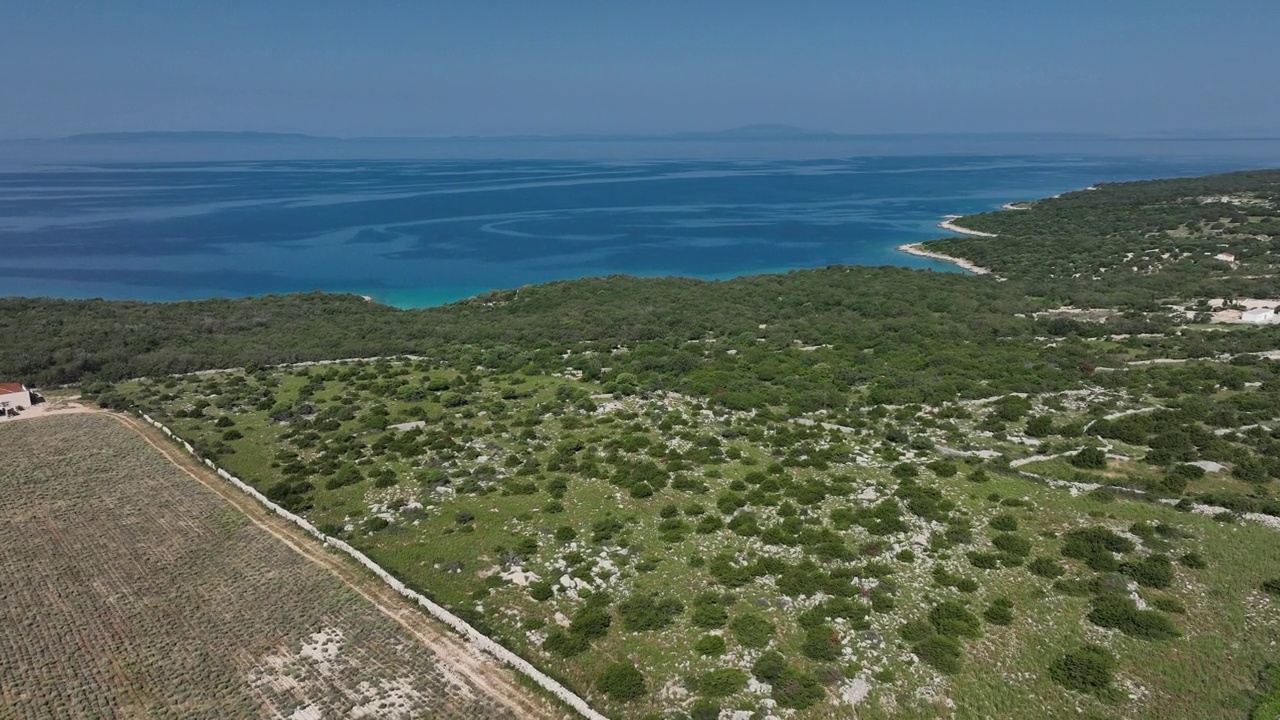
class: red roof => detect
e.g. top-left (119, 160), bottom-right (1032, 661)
top-left (0, 383), bottom-right (25, 394)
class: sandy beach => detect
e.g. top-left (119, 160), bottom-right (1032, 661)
top-left (937, 215), bottom-right (998, 238)
top-left (895, 212), bottom-right (1000, 275)
top-left (897, 242), bottom-right (992, 274)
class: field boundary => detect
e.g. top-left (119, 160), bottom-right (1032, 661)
top-left (131, 410), bottom-right (609, 720)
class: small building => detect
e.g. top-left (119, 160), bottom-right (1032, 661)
top-left (0, 383), bottom-right (32, 413)
top-left (1214, 252), bottom-right (1236, 263)
top-left (1242, 307), bottom-right (1278, 324)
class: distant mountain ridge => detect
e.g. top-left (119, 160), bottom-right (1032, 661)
top-left (57, 131), bottom-right (326, 144)
top-left (13, 125), bottom-right (841, 144)
top-left (4, 124), bottom-right (1279, 145)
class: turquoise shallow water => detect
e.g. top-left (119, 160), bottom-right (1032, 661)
top-left (2, 148), bottom-right (1277, 308)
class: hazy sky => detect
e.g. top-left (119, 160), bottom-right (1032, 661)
top-left (3, 1), bottom-right (1278, 138)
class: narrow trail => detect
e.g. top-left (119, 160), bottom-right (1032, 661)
top-left (102, 410), bottom-right (564, 720)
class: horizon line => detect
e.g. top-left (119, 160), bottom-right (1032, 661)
top-left (5, 126), bottom-right (1280, 144)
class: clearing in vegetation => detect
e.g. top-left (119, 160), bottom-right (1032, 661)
top-left (0, 413), bottom-right (553, 719)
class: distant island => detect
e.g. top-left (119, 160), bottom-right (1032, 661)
top-left (8, 126), bottom-right (1268, 145)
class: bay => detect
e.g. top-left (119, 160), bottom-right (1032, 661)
top-left (3, 139), bottom-right (1279, 308)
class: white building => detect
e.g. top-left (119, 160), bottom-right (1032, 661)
top-left (0, 383), bottom-right (32, 413)
top-left (1242, 307), bottom-right (1278, 324)
top-left (1214, 252), bottom-right (1236, 263)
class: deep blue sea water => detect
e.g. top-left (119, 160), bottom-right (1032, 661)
top-left (3, 141), bottom-right (1279, 307)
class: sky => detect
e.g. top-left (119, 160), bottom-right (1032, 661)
top-left (2, 0), bottom-right (1278, 139)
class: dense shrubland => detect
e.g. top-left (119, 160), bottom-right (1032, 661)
top-left (9, 168), bottom-right (1280, 718)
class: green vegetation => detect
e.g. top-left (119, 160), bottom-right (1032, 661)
top-left (595, 662), bottom-right (647, 702)
top-left (1049, 644), bottom-right (1118, 697)
top-left (0, 414), bottom-right (519, 719)
top-left (925, 169), bottom-right (1280, 306)
top-left (11, 169), bottom-right (1280, 718)
top-left (1252, 664), bottom-right (1280, 720)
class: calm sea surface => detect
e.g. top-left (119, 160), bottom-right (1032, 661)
top-left (3, 141), bottom-right (1279, 307)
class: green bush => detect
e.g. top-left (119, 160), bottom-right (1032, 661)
top-left (617, 594), bottom-right (684, 632)
top-left (1178, 551), bottom-right (1207, 569)
top-left (695, 668), bottom-right (748, 697)
top-left (542, 629), bottom-right (590, 657)
top-left (691, 593), bottom-right (731, 628)
top-left (1157, 473), bottom-right (1188, 495)
top-left (696, 515), bottom-right (725, 533)
top-left (752, 650), bottom-right (787, 682)
top-left (899, 619), bottom-right (934, 643)
top-left (1070, 447), bottom-right (1108, 469)
top-left (730, 611), bottom-right (775, 648)
top-left (983, 597), bottom-right (1015, 626)
top-left (1252, 664), bottom-right (1280, 720)
top-left (913, 634), bottom-right (963, 674)
top-left (988, 513), bottom-right (1019, 532)
top-left (928, 459), bottom-right (959, 477)
top-left (689, 699), bottom-right (721, 720)
top-left (992, 532), bottom-right (1032, 557)
top-left (1120, 554), bottom-right (1174, 589)
top-left (596, 662), bottom-right (647, 701)
top-left (801, 624), bottom-right (842, 661)
top-left (1262, 578), bottom-right (1280, 597)
top-left (694, 634), bottom-right (727, 656)
top-left (1087, 594), bottom-right (1180, 640)
top-left (929, 600), bottom-right (983, 639)
top-left (968, 552), bottom-right (1000, 570)
top-left (869, 586), bottom-right (896, 613)
top-left (1028, 555), bottom-right (1066, 579)
top-left (569, 605), bottom-right (612, 640)
top-left (892, 462), bottom-right (919, 478)
top-left (1048, 644), bottom-right (1116, 696)
top-left (528, 581), bottom-right (554, 602)
top-left (771, 666), bottom-right (825, 709)
top-left (1061, 526), bottom-right (1134, 571)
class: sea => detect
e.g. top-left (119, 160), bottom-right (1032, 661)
top-left (3, 137), bottom-right (1279, 308)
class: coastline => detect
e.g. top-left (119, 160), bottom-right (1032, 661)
top-left (898, 242), bottom-right (992, 275)
top-left (937, 215), bottom-right (998, 238)
top-left (896, 213), bottom-right (998, 275)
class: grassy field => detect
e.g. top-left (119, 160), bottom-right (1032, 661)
top-left (0, 413), bottom-right (545, 719)
top-left (115, 359), bottom-right (1280, 719)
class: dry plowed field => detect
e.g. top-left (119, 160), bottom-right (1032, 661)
top-left (0, 413), bottom-right (550, 719)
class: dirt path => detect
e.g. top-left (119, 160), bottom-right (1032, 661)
top-left (103, 411), bottom-right (563, 720)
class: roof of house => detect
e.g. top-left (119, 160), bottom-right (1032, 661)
top-left (0, 383), bottom-right (26, 394)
